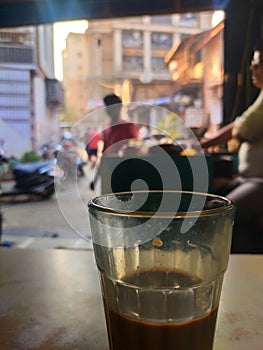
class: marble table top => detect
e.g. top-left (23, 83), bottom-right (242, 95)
top-left (0, 248), bottom-right (262, 349)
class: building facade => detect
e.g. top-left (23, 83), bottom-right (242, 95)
top-left (62, 32), bottom-right (90, 122)
top-left (165, 21), bottom-right (224, 133)
top-left (0, 26), bottom-right (63, 157)
top-left (62, 13), bottom-right (215, 128)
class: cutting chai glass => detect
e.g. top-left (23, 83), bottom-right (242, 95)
top-left (88, 190), bottom-right (235, 350)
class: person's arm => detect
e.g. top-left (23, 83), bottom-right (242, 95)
top-left (200, 122), bottom-right (234, 149)
top-left (231, 124), bottom-right (247, 143)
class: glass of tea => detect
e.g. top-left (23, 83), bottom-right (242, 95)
top-left (88, 190), bottom-right (235, 350)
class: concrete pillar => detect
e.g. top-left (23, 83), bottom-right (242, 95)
top-left (114, 29), bottom-right (122, 73)
top-left (143, 30), bottom-right (151, 73)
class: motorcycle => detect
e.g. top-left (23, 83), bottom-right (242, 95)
top-left (0, 158), bottom-right (61, 200)
top-left (56, 140), bottom-right (86, 180)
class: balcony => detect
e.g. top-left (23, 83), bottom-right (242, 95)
top-left (0, 45), bottom-right (35, 67)
top-left (45, 78), bottom-right (64, 108)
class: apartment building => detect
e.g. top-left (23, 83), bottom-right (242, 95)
top-left (0, 26), bottom-right (64, 157)
top-left (62, 32), bottom-right (90, 121)
top-left (62, 13), bottom-right (215, 126)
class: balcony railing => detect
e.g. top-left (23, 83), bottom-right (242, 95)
top-left (0, 45), bottom-right (35, 66)
top-left (45, 78), bottom-right (64, 108)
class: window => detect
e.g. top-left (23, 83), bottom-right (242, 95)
top-left (180, 13), bottom-right (198, 27)
top-left (123, 56), bottom-right (143, 72)
top-left (151, 57), bottom-right (169, 73)
top-left (151, 33), bottom-right (172, 50)
top-left (122, 30), bottom-right (143, 49)
top-left (151, 15), bottom-right (172, 25)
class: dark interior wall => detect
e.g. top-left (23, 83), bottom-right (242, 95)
top-left (223, 0), bottom-right (263, 123)
top-left (0, 0), bottom-right (225, 28)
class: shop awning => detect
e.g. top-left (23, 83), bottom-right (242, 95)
top-left (165, 21), bottom-right (224, 64)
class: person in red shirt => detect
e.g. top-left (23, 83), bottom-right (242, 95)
top-left (85, 128), bottom-right (103, 167)
top-left (89, 94), bottom-right (139, 190)
top-left (102, 94), bottom-right (139, 154)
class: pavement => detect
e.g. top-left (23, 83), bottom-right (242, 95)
top-left (0, 165), bottom-right (100, 250)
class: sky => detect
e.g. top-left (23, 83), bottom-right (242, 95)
top-left (53, 20), bottom-right (89, 81)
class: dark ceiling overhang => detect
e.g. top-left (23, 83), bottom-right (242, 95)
top-left (0, 0), bottom-right (227, 28)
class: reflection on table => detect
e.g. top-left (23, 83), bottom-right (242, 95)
top-left (0, 248), bottom-right (262, 349)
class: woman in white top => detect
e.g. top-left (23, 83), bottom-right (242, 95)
top-left (201, 39), bottom-right (263, 253)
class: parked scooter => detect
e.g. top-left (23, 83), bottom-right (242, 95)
top-left (0, 158), bottom-right (60, 200)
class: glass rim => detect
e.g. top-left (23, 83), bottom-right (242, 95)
top-left (88, 190), bottom-right (235, 218)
